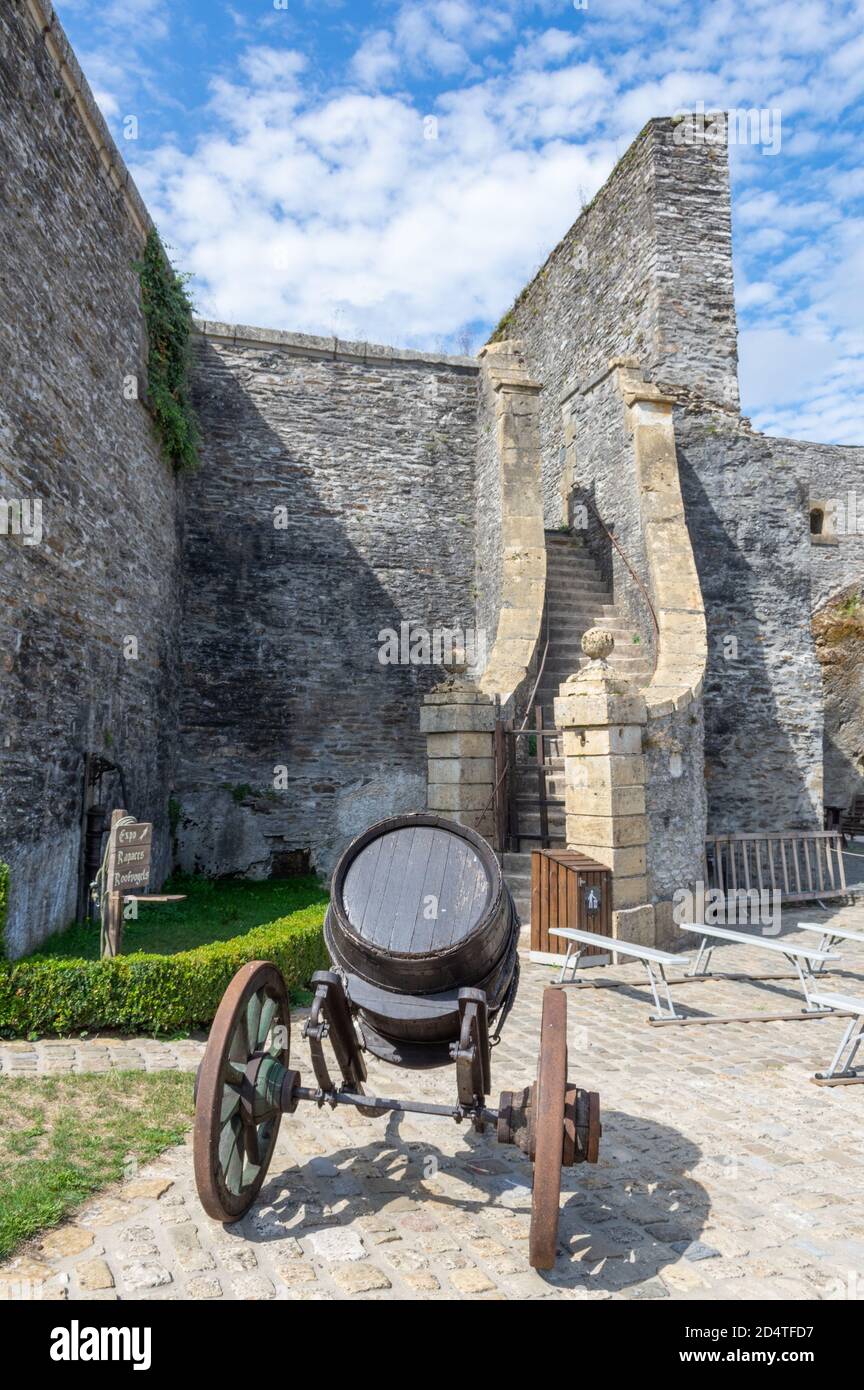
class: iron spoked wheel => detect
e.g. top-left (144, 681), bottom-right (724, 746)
top-left (529, 987), bottom-right (568, 1270)
top-left (193, 961), bottom-right (290, 1223)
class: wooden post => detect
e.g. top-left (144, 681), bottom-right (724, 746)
top-left (101, 807), bottom-right (126, 959)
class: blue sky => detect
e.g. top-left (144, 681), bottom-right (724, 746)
top-left (55, 0), bottom-right (864, 444)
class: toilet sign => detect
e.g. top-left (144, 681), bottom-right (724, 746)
top-left (107, 820), bottom-right (152, 893)
top-left (584, 885), bottom-right (601, 916)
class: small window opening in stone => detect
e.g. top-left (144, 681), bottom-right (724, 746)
top-left (810, 507), bottom-right (824, 536)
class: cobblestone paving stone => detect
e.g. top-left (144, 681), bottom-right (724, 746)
top-left (2, 907), bottom-right (864, 1301)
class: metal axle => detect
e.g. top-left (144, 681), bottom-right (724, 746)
top-left (290, 1082), bottom-right (498, 1127)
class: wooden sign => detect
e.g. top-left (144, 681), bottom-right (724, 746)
top-left (108, 821), bottom-right (152, 893)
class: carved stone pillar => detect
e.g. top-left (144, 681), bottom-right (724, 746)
top-left (554, 629), bottom-right (655, 944)
top-left (421, 678), bottom-right (496, 840)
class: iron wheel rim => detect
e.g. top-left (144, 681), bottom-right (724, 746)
top-left (529, 987), bottom-right (567, 1269)
top-left (193, 960), bottom-right (290, 1223)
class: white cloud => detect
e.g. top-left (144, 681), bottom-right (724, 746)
top-left (56, 0), bottom-right (864, 444)
top-left (351, 32), bottom-right (400, 88)
top-left (739, 328), bottom-right (839, 406)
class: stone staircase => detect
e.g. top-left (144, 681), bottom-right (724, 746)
top-left (504, 529), bottom-right (653, 925)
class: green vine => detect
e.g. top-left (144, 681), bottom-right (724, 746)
top-left (134, 229), bottom-right (200, 472)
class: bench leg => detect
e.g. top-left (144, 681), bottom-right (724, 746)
top-left (558, 946), bottom-right (583, 985)
top-left (814, 933), bottom-right (838, 973)
top-left (645, 961), bottom-right (683, 1020)
top-left (687, 938), bottom-right (713, 978)
top-left (787, 953), bottom-right (823, 1012)
top-left (823, 1015), bottom-right (864, 1079)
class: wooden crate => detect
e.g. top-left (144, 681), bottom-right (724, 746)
top-left (529, 849), bottom-right (612, 959)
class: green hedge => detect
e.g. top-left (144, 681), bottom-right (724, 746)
top-left (0, 914), bottom-right (327, 1038)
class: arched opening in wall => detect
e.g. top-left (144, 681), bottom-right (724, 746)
top-left (809, 499), bottom-right (838, 546)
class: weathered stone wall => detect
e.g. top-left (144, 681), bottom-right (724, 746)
top-left (676, 412), bottom-right (824, 832)
top-left (0, 1), bottom-right (181, 956)
top-left (177, 325), bottom-right (478, 879)
top-left (563, 367), bottom-right (655, 652)
top-left (800, 438), bottom-right (864, 810)
top-left (490, 116), bottom-right (738, 528)
top-left (800, 441), bottom-right (864, 610)
top-left (813, 591), bottom-right (864, 815)
top-left (474, 356), bottom-right (503, 662)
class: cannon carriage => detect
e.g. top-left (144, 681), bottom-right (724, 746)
top-left (193, 813), bottom-right (602, 1269)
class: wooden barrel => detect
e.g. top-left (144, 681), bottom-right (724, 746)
top-left (325, 813), bottom-right (519, 1056)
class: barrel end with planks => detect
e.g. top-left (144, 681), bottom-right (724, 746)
top-left (193, 812), bottom-right (602, 1269)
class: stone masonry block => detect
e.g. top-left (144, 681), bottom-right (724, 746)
top-left (427, 758), bottom-right (495, 785)
top-left (420, 703), bottom-right (497, 734)
top-left (555, 690), bottom-right (647, 728)
top-left (563, 837), bottom-right (646, 877)
top-left (426, 732), bottom-right (494, 759)
top-left (564, 783), bottom-right (646, 816)
top-left (427, 783), bottom-right (493, 812)
top-left (609, 874), bottom-right (650, 909)
top-left (612, 904), bottom-right (656, 948)
top-left (565, 754), bottom-right (646, 791)
top-left (563, 813), bottom-right (647, 848)
top-left (562, 726), bottom-right (643, 757)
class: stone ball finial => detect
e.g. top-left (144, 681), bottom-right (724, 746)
top-left (581, 627), bottom-right (615, 662)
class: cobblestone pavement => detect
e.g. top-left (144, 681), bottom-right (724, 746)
top-left (2, 906), bottom-right (864, 1301)
top-left (0, 1036), bottom-right (205, 1075)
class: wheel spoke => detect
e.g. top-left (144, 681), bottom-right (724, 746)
top-left (243, 1118), bottom-right (261, 1167)
top-left (246, 993), bottom-right (262, 1054)
top-left (219, 1116), bottom-right (243, 1195)
top-left (257, 995), bottom-right (278, 1047)
top-left (220, 1083), bottom-right (241, 1123)
top-left (228, 1015), bottom-right (249, 1072)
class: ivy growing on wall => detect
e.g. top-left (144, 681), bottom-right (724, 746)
top-left (134, 229), bottom-right (200, 472)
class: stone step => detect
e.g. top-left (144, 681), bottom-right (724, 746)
top-left (545, 587), bottom-right (609, 603)
top-left (544, 617), bottom-right (620, 632)
top-left (546, 640), bottom-right (643, 657)
top-left (544, 568), bottom-right (607, 582)
top-left (543, 652), bottom-right (647, 670)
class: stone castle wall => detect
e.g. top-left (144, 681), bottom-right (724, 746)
top-left (2, 4), bottom-right (862, 956)
top-left (176, 325), bottom-right (478, 880)
top-left (0, 1), bottom-right (181, 956)
top-left (676, 414), bottom-right (825, 832)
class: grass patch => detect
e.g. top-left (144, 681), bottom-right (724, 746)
top-left (0, 1071), bottom-right (193, 1260)
top-left (38, 875), bottom-right (328, 960)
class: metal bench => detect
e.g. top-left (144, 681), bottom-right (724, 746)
top-left (794, 921), bottom-right (864, 972)
top-left (809, 991), bottom-right (864, 1086)
top-left (549, 927), bottom-right (689, 1020)
top-left (678, 922), bottom-right (841, 1020)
